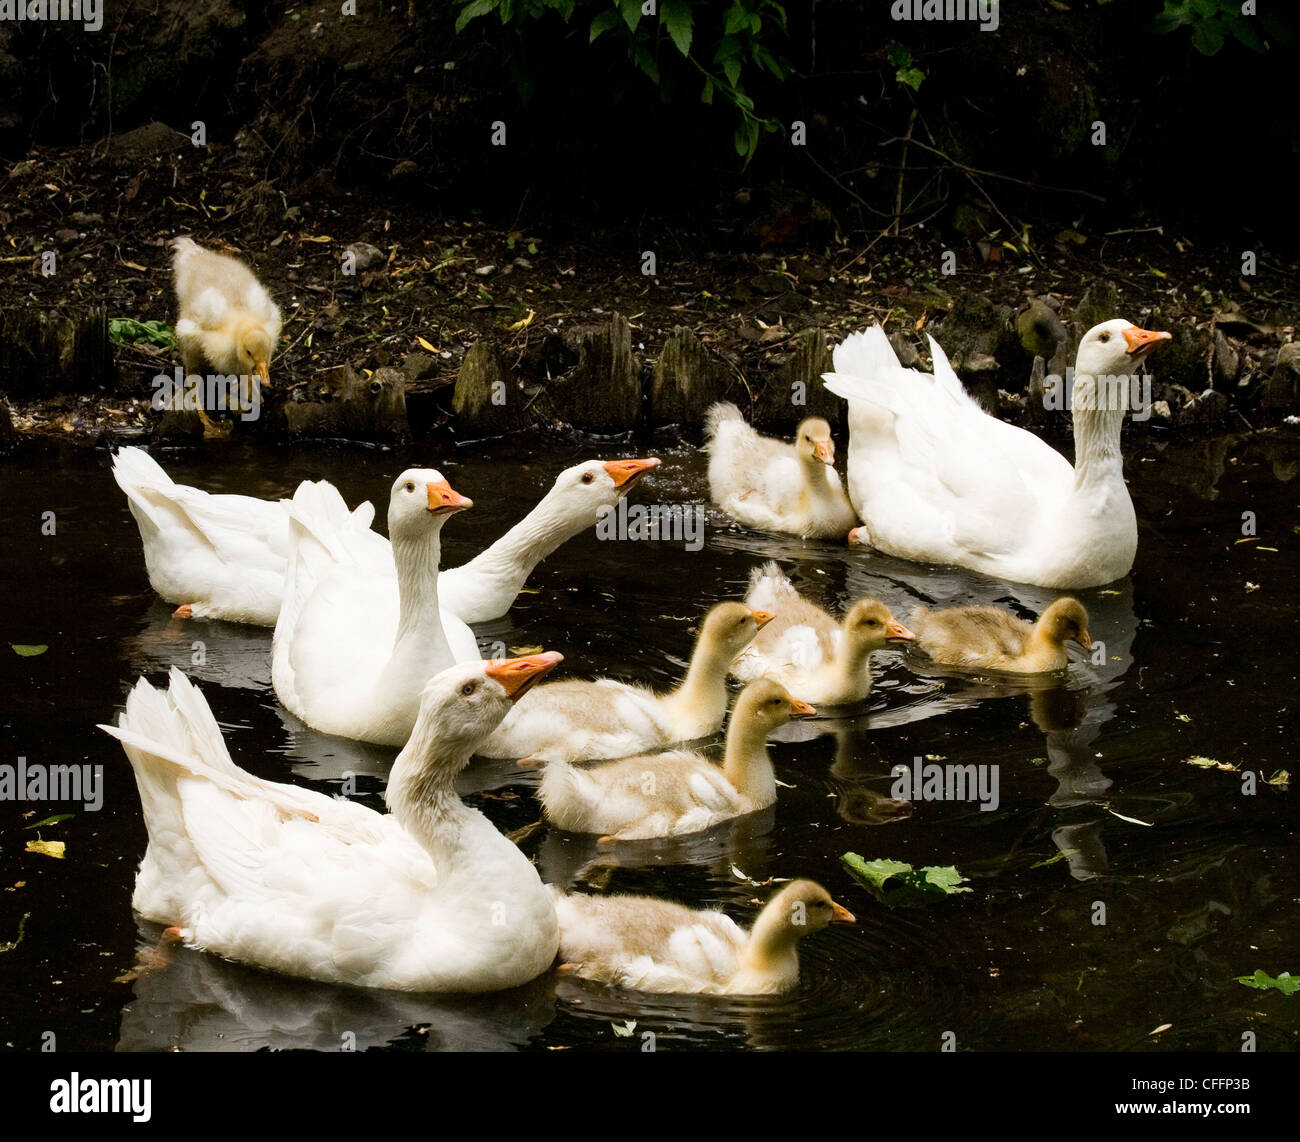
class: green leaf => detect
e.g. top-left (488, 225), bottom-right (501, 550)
top-left (661, 0), bottom-right (693, 56)
top-left (619, 0), bottom-right (642, 34)
top-left (108, 317), bottom-right (178, 350)
top-left (610, 1019), bottom-right (637, 1036)
top-left (896, 66), bottom-right (925, 91)
top-left (724, 2), bottom-right (748, 34)
top-left (721, 55), bottom-right (742, 88)
top-left (11, 644), bottom-right (48, 657)
top-left (842, 853), bottom-right (972, 896)
top-left (25, 814), bottom-right (74, 829)
top-left (885, 40), bottom-right (911, 68)
top-left (633, 45), bottom-right (659, 83)
top-left (1190, 19), bottom-right (1226, 54)
top-left (700, 75), bottom-right (714, 104)
top-left (1235, 969), bottom-right (1300, 996)
top-left (454, 0), bottom-right (498, 34)
top-left (589, 8), bottom-right (620, 40)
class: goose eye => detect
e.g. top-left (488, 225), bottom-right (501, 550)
top-left (461, 682), bottom-right (476, 696)
top-left (404, 481), bottom-right (415, 492)
top-left (1099, 333), bottom-right (1110, 343)
top-left (581, 472), bottom-right (594, 484)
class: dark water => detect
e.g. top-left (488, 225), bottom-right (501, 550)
top-left (0, 431), bottom-right (1297, 1053)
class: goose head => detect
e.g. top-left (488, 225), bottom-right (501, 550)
top-left (843, 597), bottom-right (915, 652)
top-left (1038, 597), bottom-right (1091, 651)
top-left (698, 601), bottom-right (775, 662)
top-left (734, 678), bottom-right (817, 732)
top-left (747, 879), bottom-right (855, 956)
top-left (550, 457), bottom-right (660, 516)
top-left (405, 653), bottom-right (564, 765)
top-left (387, 468), bottom-right (473, 541)
top-left (794, 418), bottom-right (836, 466)
top-left (233, 320), bottom-right (275, 387)
top-left (1073, 319), bottom-right (1170, 403)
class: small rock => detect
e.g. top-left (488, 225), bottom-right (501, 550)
top-left (401, 351), bottom-right (439, 383)
top-left (1151, 400), bottom-right (1171, 421)
top-left (1016, 297), bottom-right (1067, 359)
top-left (474, 264), bottom-right (496, 277)
top-left (345, 242), bottom-right (385, 272)
top-left (1262, 342), bottom-right (1300, 412)
top-left (1211, 329), bottom-right (1239, 388)
top-left (69, 212), bottom-right (103, 226)
top-left (54, 229), bottom-right (79, 243)
top-left (389, 159), bottom-right (419, 180)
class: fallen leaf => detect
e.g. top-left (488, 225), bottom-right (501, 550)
top-left (506, 310), bottom-right (535, 331)
top-left (1149, 1023), bottom-right (1172, 1035)
top-left (1235, 970), bottom-right (1299, 996)
top-left (24, 814), bottom-right (74, 829)
top-left (26, 840), bottom-right (65, 859)
top-left (0, 913), bottom-right (31, 953)
top-left (416, 336), bottom-right (437, 352)
top-left (610, 1020), bottom-right (637, 1037)
top-left (10, 644), bottom-right (47, 657)
top-left (1266, 770), bottom-right (1290, 790)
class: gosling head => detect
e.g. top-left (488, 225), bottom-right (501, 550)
top-left (843, 597), bottom-right (915, 651)
top-left (762, 879), bottom-right (855, 940)
top-left (387, 467), bottom-right (473, 539)
top-left (412, 652), bottom-right (563, 761)
top-left (1039, 597), bottom-right (1091, 651)
top-left (794, 418), bottom-right (836, 466)
top-left (735, 678), bottom-right (817, 732)
top-left (235, 321), bottom-right (276, 388)
top-left (698, 601), bottom-right (775, 660)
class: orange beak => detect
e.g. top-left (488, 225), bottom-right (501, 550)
top-left (484, 651), bottom-right (563, 701)
top-left (1122, 326), bottom-right (1171, 359)
top-left (256, 361), bottom-right (270, 387)
top-left (813, 439), bottom-right (835, 465)
top-left (1077, 629), bottom-right (1093, 651)
top-left (603, 457), bottom-right (660, 489)
top-left (831, 901), bottom-right (856, 924)
top-left (426, 479), bottom-right (474, 515)
top-left (751, 609), bottom-right (775, 629)
top-left (847, 527), bottom-right (864, 547)
top-left (886, 621), bottom-right (915, 642)
top-left (789, 698), bottom-right (818, 718)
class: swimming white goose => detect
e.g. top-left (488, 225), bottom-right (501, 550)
top-left (101, 655), bottom-right (563, 993)
top-left (909, 597), bottom-right (1091, 673)
top-left (538, 678), bottom-right (815, 840)
top-left (112, 449), bottom-right (657, 626)
top-left (552, 879), bottom-right (854, 994)
top-left (731, 562), bottom-right (914, 706)
top-left (476, 601), bottom-right (774, 763)
top-left (824, 319), bottom-right (1171, 587)
top-left (705, 403), bottom-right (858, 538)
top-left (272, 468), bottom-right (481, 746)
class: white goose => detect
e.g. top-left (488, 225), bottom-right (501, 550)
top-left (112, 449), bottom-right (659, 626)
top-left (824, 319), bottom-right (1170, 588)
top-left (272, 468), bottom-right (480, 746)
top-left (101, 656), bottom-right (563, 993)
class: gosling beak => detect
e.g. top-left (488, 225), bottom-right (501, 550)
top-left (751, 609), bottom-right (775, 629)
top-left (847, 527), bottom-right (864, 547)
top-left (789, 698), bottom-right (818, 719)
top-left (1077, 630), bottom-right (1093, 652)
top-left (886, 621), bottom-right (916, 643)
top-left (1122, 326), bottom-right (1171, 359)
top-left (255, 360), bottom-right (270, 387)
top-left (426, 479), bottom-right (474, 515)
top-left (831, 901), bottom-right (856, 924)
top-left (813, 440), bottom-right (835, 465)
top-left (485, 651), bottom-right (563, 702)
top-left (603, 457), bottom-right (660, 490)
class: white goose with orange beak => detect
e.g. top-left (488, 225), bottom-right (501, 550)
top-left (825, 319), bottom-right (1171, 588)
top-left (273, 467), bottom-right (481, 746)
top-left (102, 655), bottom-right (563, 992)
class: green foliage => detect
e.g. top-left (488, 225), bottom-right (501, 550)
top-left (1097, 0), bottom-right (1292, 56)
top-left (1235, 969), bottom-right (1299, 995)
top-left (454, 0), bottom-right (791, 162)
top-left (109, 318), bottom-right (178, 350)
top-left (10, 644), bottom-right (48, 657)
top-left (885, 41), bottom-right (924, 91)
top-left (842, 853), bottom-right (971, 905)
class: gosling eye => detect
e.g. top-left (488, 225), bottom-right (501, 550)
top-left (461, 682), bottom-right (477, 696)
top-left (580, 472), bottom-right (595, 485)
top-left (768, 697), bottom-right (782, 706)
top-left (404, 481), bottom-right (415, 492)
